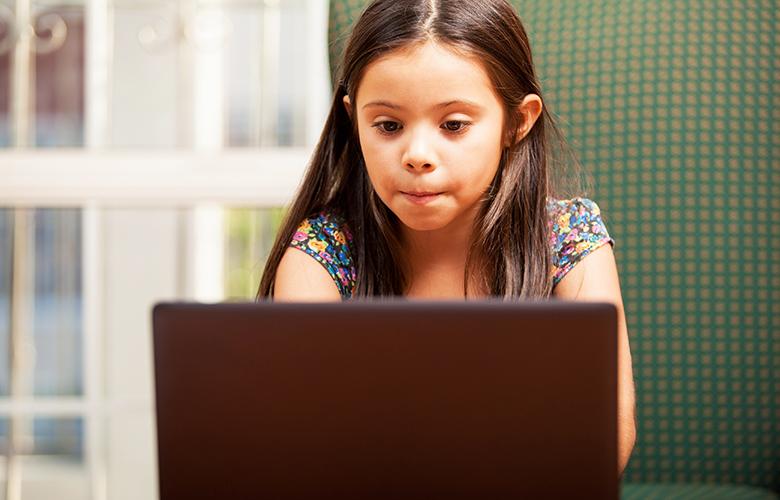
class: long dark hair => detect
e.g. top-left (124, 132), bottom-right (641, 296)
top-left (258, 0), bottom-right (585, 300)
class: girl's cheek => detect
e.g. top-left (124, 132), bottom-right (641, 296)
top-left (364, 163), bottom-right (392, 192)
top-left (361, 141), bottom-right (390, 165)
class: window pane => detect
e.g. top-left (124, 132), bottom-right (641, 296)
top-left (0, 209), bottom-right (11, 395)
top-left (224, 0), bottom-right (308, 147)
top-left (0, 417), bottom-right (88, 500)
top-left (111, 1), bottom-right (181, 147)
top-left (110, 0), bottom-right (313, 148)
top-left (224, 5), bottom-right (262, 147)
top-left (0, 1), bottom-right (10, 146)
top-left (32, 209), bottom-right (82, 396)
top-left (33, 4), bottom-right (85, 147)
top-left (0, 417), bottom-right (4, 452)
top-left (30, 417), bottom-right (83, 457)
top-left (276, 0), bottom-right (308, 147)
top-left (0, 209), bottom-right (84, 398)
top-left (224, 207), bottom-right (286, 300)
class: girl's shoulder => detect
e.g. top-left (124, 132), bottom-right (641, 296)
top-left (288, 208), bottom-right (356, 298)
top-left (546, 197), bottom-right (615, 287)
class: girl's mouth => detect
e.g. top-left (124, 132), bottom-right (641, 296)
top-left (400, 191), bottom-right (444, 205)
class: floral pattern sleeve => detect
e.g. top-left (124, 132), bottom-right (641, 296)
top-left (548, 197), bottom-right (615, 287)
top-left (288, 201), bottom-right (612, 297)
top-left (288, 210), bottom-right (357, 299)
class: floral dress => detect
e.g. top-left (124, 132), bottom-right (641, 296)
top-left (289, 197), bottom-right (614, 299)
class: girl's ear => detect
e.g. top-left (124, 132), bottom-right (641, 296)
top-left (343, 95), bottom-right (353, 119)
top-left (508, 94), bottom-right (543, 146)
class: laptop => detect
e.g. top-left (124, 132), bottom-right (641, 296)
top-left (152, 300), bottom-right (618, 499)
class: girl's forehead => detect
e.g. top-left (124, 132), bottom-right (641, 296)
top-left (356, 41), bottom-right (500, 110)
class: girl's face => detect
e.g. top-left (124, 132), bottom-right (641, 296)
top-left (346, 41), bottom-right (508, 233)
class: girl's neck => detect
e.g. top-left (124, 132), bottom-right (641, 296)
top-left (399, 205), bottom-right (484, 299)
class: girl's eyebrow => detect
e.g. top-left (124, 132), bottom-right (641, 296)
top-left (362, 99), bottom-right (482, 111)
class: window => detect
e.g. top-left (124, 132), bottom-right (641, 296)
top-left (0, 1), bottom-right (329, 498)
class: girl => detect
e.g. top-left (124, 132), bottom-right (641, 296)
top-left (258, 0), bottom-right (635, 475)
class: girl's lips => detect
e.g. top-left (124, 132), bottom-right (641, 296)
top-left (401, 191), bottom-right (443, 205)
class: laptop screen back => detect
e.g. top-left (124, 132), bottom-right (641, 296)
top-left (153, 300), bottom-right (618, 499)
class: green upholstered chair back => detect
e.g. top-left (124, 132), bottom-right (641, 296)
top-left (328, 0), bottom-right (780, 492)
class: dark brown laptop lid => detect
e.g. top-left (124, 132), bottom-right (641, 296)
top-left (153, 300), bottom-right (618, 500)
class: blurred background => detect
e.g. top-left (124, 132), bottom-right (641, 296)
top-left (1, 0), bottom-right (779, 499)
top-left (0, 0), bottom-right (329, 498)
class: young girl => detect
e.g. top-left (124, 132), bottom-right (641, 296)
top-left (258, 0), bottom-right (635, 475)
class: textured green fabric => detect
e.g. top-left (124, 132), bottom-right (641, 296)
top-left (622, 483), bottom-right (779, 500)
top-left (328, 0), bottom-right (780, 493)
top-left (328, 0), bottom-right (365, 85)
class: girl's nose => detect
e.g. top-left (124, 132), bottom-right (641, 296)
top-left (402, 128), bottom-right (437, 172)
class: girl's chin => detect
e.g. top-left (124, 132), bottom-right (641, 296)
top-left (394, 210), bottom-right (453, 232)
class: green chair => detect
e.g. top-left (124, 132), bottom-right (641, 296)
top-left (328, 1), bottom-right (779, 498)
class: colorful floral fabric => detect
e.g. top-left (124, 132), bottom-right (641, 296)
top-left (288, 198), bottom-right (613, 298)
top-left (547, 197), bottom-right (614, 286)
top-left (289, 211), bottom-right (357, 298)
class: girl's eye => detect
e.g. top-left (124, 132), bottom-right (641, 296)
top-left (372, 121), bottom-right (402, 135)
top-left (371, 120), bottom-right (470, 135)
top-left (442, 120), bottom-right (470, 133)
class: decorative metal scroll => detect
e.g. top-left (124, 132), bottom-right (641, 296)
top-left (0, 6), bottom-right (69, 56)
